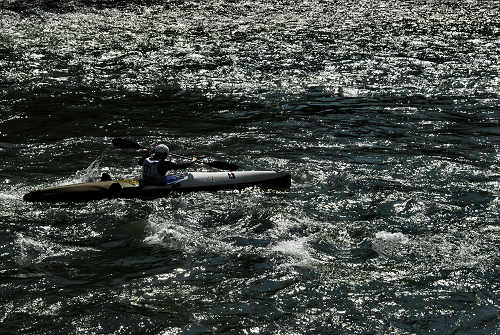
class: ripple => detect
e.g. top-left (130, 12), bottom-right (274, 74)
top-left (1, 0), bottom-right (498, 103)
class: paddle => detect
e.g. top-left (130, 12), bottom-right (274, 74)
top-left (111, 138), bottom-right (240, 171)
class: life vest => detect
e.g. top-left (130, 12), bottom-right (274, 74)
top-left (142, 157), bottom-right (165, 185)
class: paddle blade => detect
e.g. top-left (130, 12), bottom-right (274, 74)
top-left (206, 161), bottom-right (240, 171)
top-left (112, 138), bottom-right (144, 149)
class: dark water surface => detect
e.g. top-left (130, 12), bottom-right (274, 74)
top-left (1, 0), bottom-right (499, 334)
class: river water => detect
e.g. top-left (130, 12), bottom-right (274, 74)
top-left (0, 1), bottom-right (499, 334)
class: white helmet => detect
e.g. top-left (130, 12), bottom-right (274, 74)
top-left (155, 144), bottom-right (169, 156)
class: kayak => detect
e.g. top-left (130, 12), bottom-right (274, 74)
top-left (23, 171), bottom-right (291, 202)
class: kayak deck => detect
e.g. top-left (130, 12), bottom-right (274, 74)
top-left (23, 171), bottom-right (291, 202)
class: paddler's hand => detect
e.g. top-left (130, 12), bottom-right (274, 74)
top-left (191, 157), bottom-right (197, 163)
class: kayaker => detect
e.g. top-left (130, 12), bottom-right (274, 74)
top-left (139, 144), bottom-right (197, 186)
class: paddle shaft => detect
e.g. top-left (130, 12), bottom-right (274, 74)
top-left (169, 153), bottom-right (239, 171)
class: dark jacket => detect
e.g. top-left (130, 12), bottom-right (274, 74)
top-left (138, 154), bottom-right (194, 176)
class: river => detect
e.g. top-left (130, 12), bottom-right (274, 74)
top-left (0, 0), bottom-right (499, 334)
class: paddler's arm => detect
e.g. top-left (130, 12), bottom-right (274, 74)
top-left (158, 158), bottom-right (197, 175)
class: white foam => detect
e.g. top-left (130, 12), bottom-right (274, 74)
top-left (14, 233), bottom-right (58, 266)
top-left (144, 223), bottom-right (191, 250)
top-left (0, 192), bottom-right (18, 200)
top-left (14, 233), bottom-right (98, 266)
top-left (482, 225), bottom-right (500, 232)
top-left (371, 231), bottom-right (410, 260)
top-left (375, 231), bottom-right (409, 244)
top-left (143, 206), bottom-right (202, 252)
top-left (271, 236), bottom-right (314, 264)
top-left (441, 239), bottom-right (491, 270)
